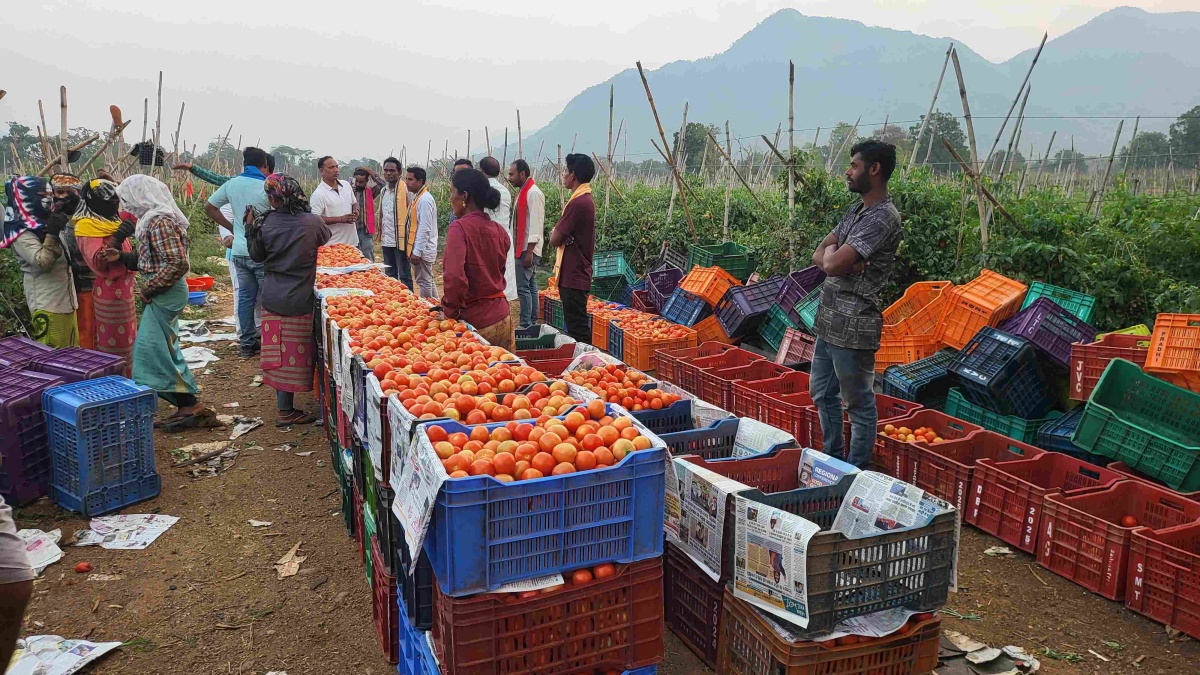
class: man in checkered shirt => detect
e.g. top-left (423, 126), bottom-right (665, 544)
top-left (809, 140), bottom-right (902, 468)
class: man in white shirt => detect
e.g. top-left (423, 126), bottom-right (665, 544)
top-left (375, 157), bottom-right (411, 289)
top-left (507, 159), bottom-right (546, 328)
top-left (479, 157), bottom-right (517, 305)
top-left (309, 156), bottom-right (358, 246)
top-left (404, 166), bottom-right (439, 300)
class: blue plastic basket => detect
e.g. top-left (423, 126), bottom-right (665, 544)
top-left (629, 394), bottom-right (692, 435)
top-left (187, 291), bottom-right (207, 305)
top-left (660, 288), bottom-right (712, 327)
top-left (418, 403), bottom-right (666, 596)
top-left (1035, 407), bottom-right (1109, 466)
top-left (43, 376), bottom-right (160, 516)
top-left (623, 668), bottom-right (658, 675)
top-left (608, 321), bottom-right (625, 359)
top-left (397, 594), bottom-right (440, 675)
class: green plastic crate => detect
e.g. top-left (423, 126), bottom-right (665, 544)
top-left (1072, 358), bottom-right (1200, 492)
top-left (688, 241), bottom-right (756, 282)
top-left (544, 297), bottom-right (564, 330)
top-left (758, 303), bottom-right (799, 352)
top-left (1020, 281), bottom-right (1096, 324)
top-left (1100, 324), bottom-right (1151, 338)
top-left (590, 276), bottom-right (630, 302)
top-left (363, 503), bottom-right (377, 585)
top-left (945, 388), bottom-right (1063, 445)
top-left (592, 251), bottom-right (637, 283)
top-left (793, 283), bottom-right (824, 331)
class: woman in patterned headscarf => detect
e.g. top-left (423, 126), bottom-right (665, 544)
top-left (246, 174), bottom-right (331, 426)
top-left (72, 178), bottom-right (138, 375)
top-left (49, 173), bottom-right (98, 350)
top-left (2, 176), bottom-right (78, 347)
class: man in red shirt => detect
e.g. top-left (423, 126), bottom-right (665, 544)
top-left (549, 153), bottom-right (596, 344)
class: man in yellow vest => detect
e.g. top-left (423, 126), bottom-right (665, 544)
top-left (403, 166), bottom-right (439, 299)
top-left (376, 157), bottom-right (411, 288)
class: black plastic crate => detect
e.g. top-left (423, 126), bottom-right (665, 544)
top-left (880, 348), bottom-right (960, 411)
top-left (949, 327), bottom-right (1056, 418)
top-left (714, 276), bottom-right (783, 337)
top-left (397, 521), bottom-right (434, 630)
top-left (376, 484), bottom-right (403, 576)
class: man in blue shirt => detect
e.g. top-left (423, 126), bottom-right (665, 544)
top-left (205, 147), bottom-right (272, 358)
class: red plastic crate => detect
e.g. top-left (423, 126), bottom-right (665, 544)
top-left (765, 393), bottom-right (813, 443)
top-left (370, 536), bottom-right (400, 664)
top-left (521, 357), bottom-right (574, 377)
top-left (935, 269), bottom-right (1027, 350)
top-left (773, 328), bottom-right (816, 366)
top-left (872, 410), bottom-right (981, 480)
top-left (1145, 313), bottom-right (1200, 392)
top-left (654, 342), bottom-right (747, 392)
top-left (664, 543), bottom-right (724, 669)
top-left (802, 396), bottom-right (925, 456)
top-left (515, 342), bottom-right (576, 363)
top-left (680, 447), bottom-right (805, 495)
top-left (701, 360), bottom-right (791, 411)
top-left (1127, 520), bottom-right (1200, 639)
top-left (1038, 480), bottom-right (1200, 600)
top-left (1070, 333), bottom-right (1151, 401)
top-left (967, 453), bottom-right (1125, 554)
top-left (691, 349), bottom-right (765, 404)
top-left (430, 558), bottom-right (665, 675)
top-left (732, 371), bottom-right (810, 421)
top-left (353, 485), bottom-right (365, 564)
top-left (1105, 461), bottom-right (1200, 500)
top-left (909, 431), bottom-right (1045, 516)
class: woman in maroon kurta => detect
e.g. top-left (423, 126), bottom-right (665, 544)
top-left (441, 168), bottom-right (514, 351)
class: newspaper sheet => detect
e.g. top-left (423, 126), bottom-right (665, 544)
top-left (488, 573), bottom-right (565, 594)
top-left (365, 374), bottom-right (385, 482)
top-left (6, 636), bottom-right (122, 675)
top-left (16, 529), bottom-right (62, 576)
top-left (72, 515), bottom-right (179, 550)
top-left (761, 606), bottom-right (922, 642)
top-left (390, 426), bottom-right (447, 566)
top-left (731, 494), bottom-right (822, 627)
top-left (664, 458), bottom-right (750, 581)
top-left (728, 417), bottom-right (795, 459)
top-left (798, 448), bottom-right (859, 488)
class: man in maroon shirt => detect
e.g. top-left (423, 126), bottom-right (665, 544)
top-left (549, 153), bottom-right (596, 344)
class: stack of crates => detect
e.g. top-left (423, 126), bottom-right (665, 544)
top-left (591, 251), bottom-right (638, 302)
top-left (688, 241), bottom-right (756, 282)
top-left (876, 281), bottom-right (953, 373)
top-left (935, 269), bottom-right (1027, 350)
top-left (758, 267), bottom-right (823, 352)
top-left (0, 367), bottom-right (64, 505)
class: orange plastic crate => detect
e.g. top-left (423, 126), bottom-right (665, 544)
top-left (680, 266), bottom-right (742, 306)
top-left (1145, 313), bottom-right (1200, 392)
top-left (884, 280), bottom-right (953, 337)
top-left (623, 323), bottom-right (699, 371)
top-left (876, 330), bottom-right (941, 373)
top-left (592, 316), bottom-right (610, 351)
top-left (935, 270), bottom-right (1028, 350)
top-left (693, 314), bottom-right (736, 345)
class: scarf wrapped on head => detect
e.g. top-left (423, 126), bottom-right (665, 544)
top-left (73, 179), bottom-right (123, 238)
top-left (116, 174), bottom-right (189, 239)
top-left (2, 176), bottom-right (51, 249)
top-left (263, 173), bottom-right (310, 216)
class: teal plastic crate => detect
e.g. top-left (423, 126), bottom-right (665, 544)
top-left (687, 241), bottom-right (756, 282)
top-left (945, 388), bottom-right (1062, 445)
top-left (593, 250), bottom-right (637, 283)
top-left (1021, 281), bottom-right (1096, 324)
top-left (758, 303), bottom-right (798, 352)
top-left (793, 283), bottom-right (823, 331)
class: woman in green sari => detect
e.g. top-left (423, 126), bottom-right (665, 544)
top-left (2, 176), bottom-right (78, 347)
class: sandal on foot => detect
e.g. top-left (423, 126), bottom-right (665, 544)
top-left (276, 409), bottom-right (317, 427)
top-left (154, 411), bottom-right (189, 428)
top-left (160, 408), bottom-right (219, 432)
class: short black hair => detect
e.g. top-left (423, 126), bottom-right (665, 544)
top-left (406, 166), bottom-right (427, 182)
top-left (453, 158), bottom-right (473, 169)
top-left (511, 159), bottom-right (530, 176)
top-left (244, 146), bottom-right (267, 169)
top-left (850, 140), bottom-right (897, 183)
top-left (565, 153), bottom-right (595, 183)
top-left (266, 153), bottom-right (276, 173)
top-left (479, 156), bottom-right (500, 178)
top-left (317, 155), bottom-right (334, 171)
top-left (451, 168), bottom-right (501, 210)
top-left (383, 156), bottom-right (401, 170)
top-left (353, 168), bottom-right (369, 178)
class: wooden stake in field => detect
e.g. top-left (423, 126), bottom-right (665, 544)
top-left (58, 87), bottom-right (70, 173)
top-left (467, 129), bottom-right (472, 163)
top-left (517, 109), bottom-right (523, 158)
top-left (636, 61), bottom-right (696, 240)
top-left (153, 71), bottom-right (163, 177)
top-left (923, 112), bottom-right (938, 166)
top-left (723, 121), bottom-right (733, 239)
top-left (984, 32), bottom-right (1047, 168)
top-left (36, 100), bottom-right (52, 167)
top-left (908, 43), bottom-right (952, 176)
top-left (997, 84), bottom-right (1030, 182)
top-left (949, 46), bottom-right (989, 249)
top-left (484, 126), bottom-right (491, 159)
top-left (1034, 130), bottom-right (1056, 189)
top-left (1123, 115), bottom-right (1141, 177)
top-left (787, 60), bottom-right (795, 225)
top-left (1094, 119), bottom-right (1124, 217)
top-left (603, 84), bottom-right (615, 224)
top-left (666, 101), bottom-right (688, 224)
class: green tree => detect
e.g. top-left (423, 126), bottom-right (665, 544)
top-left (870, 124), bottom-right (913, 161)
top-left (1119, 131), bottom-right (1170, 171)
top-left (672, 122), bottom-right (719, 174)
top-left (1052, 148), bottom-right (1089, 174)
top-left (906, 112), bottom-right (967, 174)
top-left (822, 122), bottom-right (858, 171)
top-left (1169, 105), bottom-right (1200, 167)
top-left (269, 145), bottom-right (315, 178)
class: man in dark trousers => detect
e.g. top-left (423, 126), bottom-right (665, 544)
top-left (809, 140), bottom-right (902, 469)
top-left (549, 153), bottom-right (596, 344)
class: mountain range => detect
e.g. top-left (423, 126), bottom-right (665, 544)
top-left (520, 6), bottom-right (1200, 160)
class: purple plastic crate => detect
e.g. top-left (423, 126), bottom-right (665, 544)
top-left (778, 267), bottom-right (827, 326)
top-left (28, 347), bottom-right (127, 383)
top-left (999, 298), bottom-right (1097, 368)
top-left (0, 336), bottom-right (54, 369)
top-left (648, 264), bottom-right (684, 311)
top-left (714, 276), bottom-right (784, 337)
top-left (0, 368), bottom-right (65, 505)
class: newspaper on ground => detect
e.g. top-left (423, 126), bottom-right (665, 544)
top-left (6, 635), bottom-right (122, 675)
top-left (180, 346), bottom-right (220, 369)
top-left (488, 573), bottom-right (565, 594)
top-left (16, 529), bottom-right (62, 576)
top-left (665, 458), bottom-right (750, 581)
top-left (731, 493), bottom-right (823, 627)
top-left (177, 319), bottom-right (237, 344)
top-left (73, 515), bottom-right (179, 550)
top-left (798, 448), bottom-right (858, 488)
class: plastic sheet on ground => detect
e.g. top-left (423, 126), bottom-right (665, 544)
top-left (6, 635), bottom-right (122, 675)
top-left (177, 319), bottom-right (237, 344)
top-left (181, 346), bottom-right (220, 369)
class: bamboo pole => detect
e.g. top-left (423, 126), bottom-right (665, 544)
top-left (591, 152), bottom-right (625, 201)
top-left (1034, 130), bottom-right (1056, 189)
top-left (637, 61), bottom-right (696, 239)
top-left (923, 112), bottom-right (938, 165)
top-left (58, 87), bottom-right (69, 173)
top-left (722, 121), bottom-right (733, 238)
top-left (467, 130), bottom-right (472, 162)
top-left (171, 102), bottom-right (185, 187)
top-left (942, 140), bottom-right (1024, 233)
top-left (603, 85), bottom-right (615, 224)
top-left (38, 134), bottom-right (99, 176)
top-left (984, 32), bottom-right (1047, 168)
top-left (1094, 119), bottom-right (1124, 217)
top-left (485, 126), bottom-right (491, 159)
top-left (517, 110), bottom-right (523, 158)
top-left (426, 140), bottom-right (431, 167)
top-left (950, 47), bottom-right (989, 250)
top-left (787, 61), bottom-right (795, 221)
top-left (212, 125), bottom-right (232, 172)
top-left (760, 134), bottom-right (809, 190)
top-left (827, 116), bottom-right (860, 172)
top-left (666, 102), bottom-right (688, 224)
top-left (705, 128), bottom-right (767, 210)
top-left (570, 134), bottom-right (577, 154)
top-left (36, 101), bottom-right (52, 166)
top-left (153, 72), bottom-right (163, 177)
top-left (907, 44), bottom-right (952, 176)
top-left (1123, 115), bottom-right (1141, 176)
top-left (997, 85), bottom-right (1029, 183)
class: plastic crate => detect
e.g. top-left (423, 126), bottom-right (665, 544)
top-left (693, 315), bottom-right (735, 345)
top-left (1000, 298), bottom-right (1097, 368)
top-left (775, 267), bottom-right (826, 325)
top-left (734, 371), bottom-right (810, 422)
top-left (1104, 461), bottom-right (1200, 499)
top-left (688, 241), bottom-right (755, 282)
top-left (1127, 520), bottom-right (1200, 639)
top-left (664, 542), bottom-right (724, 669)
top-left (875, 331), bottom-right (942, 374)
top-left (1022, 281), bottom-right (1097, 324)
top-left (628, 395), bottom-right (692, 435)
top-left (647, 263), bottom-right (685, 311)
top-left (660, 288), bottom-right (712, 327)
top-left (419, 404), bottom-right (667, 596)
top-left (731, 482), bottom-right (957, 637)
top-left (1033, 407), bottom-right (1108, 464)
top-left (0, 336), bottom-right (53, 369)
top-left (401, 545), bottom-right (434, 631)
top-left (661, 418), bottom-right (797, 461)
top-left (700, 360), bottom-right (791, 411)
top-left (1070, 333), bottom-right (1150, 402)
top-left (944, 388), bottom-right (1062, 445)
top-left (792, 284), bottom-right (823, 331)
top-left (376, 484), bottom-right (402, 575)
top-left (717, 589), bottom-right (942, 675)
top-left (1145, 313), bottom-right (1200, 391)
top-left (802, 394), bottom-right (923, 455)
top-left (1104, 324), bottom-right (1152, 338)
top-left (679, 447), bottom-right (808, 495)
top-left (872, 410), bottom-right (982, 480)
top-left (515, 324), bottom-right (571, 351)
top-left (909, 430), bottom-right (1044, 514)
top-left (1039, 479), bottom-right (1200, 600)
top-left (758, 305), bottom-right (796, 353)
top-left (656, 343), bottom-right (748, 393)
top-left (397, 594), bottom-right (441, 675)
top-left (370, 537), bottom-right (400, 664)
top-left (353, 485), bottom-right (365, 564)
top-left (0, 369), bottom-right (64, 506)
top-left (883, 281), bottom-right (953, 338)
top-left (593, 250), bottom-right (638, 282)
top-left (623, 321), bottom-right (699, 372)
top-left (515, 343), bottom-right (575, 364)
top-left (680, 266), bottom-right (742, 307)
top-left (522, 357), bottom-right (573, 377)
top-left (880, 348), bottom-right (958, 410)
top-left (1072, 358), bottom-right (1200, 492)
top-left (935, 269), bottom-right (1028, 350)
top-left (608, 321), bottom-right (625, 359)
top-left (591, 314), bottom-right (614, 351)
top-left (655, 245), bottom-right (691, 274)
top-left (774, 328), bottom-right (816, 368)
top-left (949, 327), bottom-right (1055, 418)
top-left (630, 289), bottom-right (657, 314)
top-left (430, 557), bottom-right (665, 675)
top-left (27, 347), bottom-right (127, 383)
top-left (42, 376), bottom-right (159, 517)
top-left (715, 277), bottom-right (784, 338)
top-left (967, 452), bottom-right (1125, 554)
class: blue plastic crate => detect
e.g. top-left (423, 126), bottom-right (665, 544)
top-left (1036, 407), bottom-right (1109, 466)
top-left (417, 403), bottom-right (666, 596)
top-left (949, 328), bottom-right (1056, 419)
top-left (623, 668), bottom-right (658, 675)
top-left (658, 417), bottom-right (796, 460)
top-left (629, 395), bottom-right (692, 435)
top-left (43, 376), bottom-right (159, 516)
top-left (660, 288), bottom-right (712, 327)
top-left (880, 348), bottom-right (959, 410)
top-left (397, 594), bottom-right (440, 675)
top-left (608, 321), bottom-right (625, 359)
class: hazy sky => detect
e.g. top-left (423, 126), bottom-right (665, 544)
top-left (1, 0), bottom-right (1191, 161)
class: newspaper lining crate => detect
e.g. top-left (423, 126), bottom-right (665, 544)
top-left (1021, 281), bottom-right (1097, 324)
top-left (1039, 479), bottom-right (1200, 600)
top-left (718, 588), bottom-right (941, 675)
top-left (1070, 332), bottom-right (1151, 402)
top-left (967, 452), bottom-right (1125, 554)
top-left (935, 269), bottom-right (1028, 350)
top-left (1071, 358), bottom-right (1200, 492)
top-left (659, 417), bottom-right (796, 461)
top-left (949, 327), bottom-right (1056, 419)
top-left (430, 557), bottom-right (665, 675)
top-left (664, 542), bottom-right (724, 669)
top-left (0, 335), bottom-right (53, 369)
top-left (909, 430), bottom-right (1045, 515)
top-left (660, 288), bottom-right (712, 327)
top-left (693, 315), bottom-right (736, 345)
top-left (775, 267), bottom-right (826, 325)
top-left (872, 410), bottom-right (982, 480)
top-left (680, 266), bottom-right (742, 307)
top-left (688, 241), bottom-right (755, 282)
top-left (1145, 313), bottom-right (1200, 391)
top-left (803, 394), bottom-right (925, 455)
top-left (733, 371), bottom-right (810, 422)
top-left (880, 348), bottom-right (958, 410)
top-left (999, 298), bottom-right (1098, 367)
top-left (944, 387), bottom-right (1062, 445)
top-left (1127, 520), bottom-right (1200, 639)
top-left (0, 368), bottom-right (64, 506)
top-left (655, 343), bottom-right (750, 393)
top-left (715, 276), bottom-right (784, 337)
top-left (623, 321), bottom-right (698, 371)
top-left (43, 376), bottom-right (160, 517)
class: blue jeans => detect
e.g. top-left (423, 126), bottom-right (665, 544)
top-left (382, 246), bottom-right (413, 290)
top-left (357, 228), bottom-right (375, 262)
top-left (232, 255), bottom-right (264, 350)
top-left (809, 337), bottom-right (877, 468)
top-left (516, 255), bottom-right (540, 328)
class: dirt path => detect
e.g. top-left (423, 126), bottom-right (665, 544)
top-left (11, 284), bottom-right (1199, 675)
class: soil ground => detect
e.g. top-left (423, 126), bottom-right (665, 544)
top-left (11, 280), bottom-right (1200, 675)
